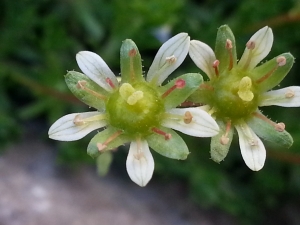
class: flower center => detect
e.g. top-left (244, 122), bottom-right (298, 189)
top-left (106, 81), bottom-right (164, 136)
top-left (206, 68), bottom-right (259, 121)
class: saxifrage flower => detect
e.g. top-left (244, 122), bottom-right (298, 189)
top-left (49, 33), bottom-right (219, 186)
top-left (189, 25), bottom-right (299, 171)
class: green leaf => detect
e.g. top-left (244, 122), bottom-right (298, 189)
top-left (96, 151), bottom-right (113, 176)
top-left (215, 25), bottom-right (237, 74)
top-left (247, 113), bottom-right (293, 148)
top-left (147, 126), bottom-right (189, 160)
top-left (65, 71), bottom-right (108, 111)
top-left (252, 53), bottom-right (295, 92)
top-left (159, 73), bottom-right (203, 109)
top-left (210, 120), bottom-right (233, 163)
top-left (87, 126), bottom-right (130, 158)
top-left (120, 39), bottom-right (144, 83)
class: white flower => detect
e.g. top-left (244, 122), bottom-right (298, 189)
top-left (189, 25), bottom-right (296, 171)
top-left (49, 33), bottom-right (219, 186)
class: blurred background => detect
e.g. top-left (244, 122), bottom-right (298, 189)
top-left (1, 0), bottom-right (300, 224)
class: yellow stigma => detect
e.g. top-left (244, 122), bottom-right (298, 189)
top-left (237, 76), bottom-right (254, 102)
top-left (119, 83), bottom-right (144, 105)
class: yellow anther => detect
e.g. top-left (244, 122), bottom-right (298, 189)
top-left (237, 76), bottom-right (254, 102)
top-left (127, 91), bottom-right (144, 105)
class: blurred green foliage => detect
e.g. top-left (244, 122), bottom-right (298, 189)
top-left (1, 0), bottom-right (300, 224)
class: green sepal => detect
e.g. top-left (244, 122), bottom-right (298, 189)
top-left (120, 39), bottom-right (144, 83)
top-left (146, 126), bottom-right (189, 160)
top-left (187, 81), bottom-right (211, 105)
top-left (159, 73), bottom-right (203, 109)
top-left (210, 120), bottom-right (233, 163)
top-left (247, 113), bottom-right (293, 148)
top-left (215, 25), bottom-right (237, 74)
top-left (96, 151), bottom-right (113, 176)
top-left (252, 53), bottom-right (295, 92)
top-left (65, 71), bottom-right (108, 111)
top-left (87, 126), bottom-right (130, 158)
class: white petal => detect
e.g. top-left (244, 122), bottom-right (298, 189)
top-left (48, 112), bottom-right (107, 141)
top-left (260, 86), bottom-right (300, 107)
top-left (126, 140), bottom-right (154, 187)
top-left (189, 40), bottom-right (216, 79)
top-left (146, 33), bottom-right (190, 85)
top-left (235, 122), bottom-right (266, 171)
top-left (162, 107), bottom-right (219, 137)
top-left (238, 26), bottom-right (273, 70)
top-left (76, 51), bottom-right (118, 92)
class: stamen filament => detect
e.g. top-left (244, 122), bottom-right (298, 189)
top-left (151, 127), bottom-right (172, 140)
top-left (162, 79), bottom-right (186, 99)
top-left (199, 83), bottom-right (214, 91)
top-left (226, 39), bottom-right (233, 71)
top-left (220, 120), bottom-right (231, 145)
top-left (134, 137), bottom-right (144, 160)
top-left (212, 60), bottom-right (220, 77)
top-left (243, 40), bottom-right (255, 70)
top-left (129, 48), bottom-right (137, 81)
top-left (77, 80), bottom-right (107, 100)
top-left (150, 55), bottom-right (177, 85)
top-left (73, 114), bottom-right (107, 125)
top-left (97, 130), bottom-right (123, 151)
top-left (253, 112), bottom-right (285, 132)
top-left (106, 78), bottom-right (116, 89)
top-left (255, 56), bottom-right (286, 84)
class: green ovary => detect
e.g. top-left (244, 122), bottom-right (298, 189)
top-left (208, 69), bottom-right (259, 121)
top-left (106, 82), bottom-right (164, 136)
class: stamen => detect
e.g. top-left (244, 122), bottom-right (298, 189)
top-left (275, 122), bottom-right (285, 132)
top-left (161, 79), bottom-right (186, 99)
top-left (199, 83), bottom-right (214, 91)
top-left (246, 40), bottom-right (255, 50)
top-left (150, 55), bottom-right (177, 85)
top-left (134, 138), bottom-right (144, 160)
top-left (128, 48), bottom-right (137, 57)
top-left (183, 111), bottom-right (193, 124)
top-left (220, 120), bottom-right (231, 145)
top-left (73, 114), bottom-right (84, 126)
top-left (253, 112), bottom-right (285, 132)
top-left (129, 48), bottom-right (137, 81)
top-left (212, 60), bottom-right (220, 76)
top-left (285, 89), bottom-right (295, 98)
top-left (226, 39), bottom-right (233, 71)
top-left (276, 56), bottom-right (286, 67)
top-left (97, 130), bottom-right (123, 151)
top-left (179, 101), bottom-right (202, 108)
top-left (151, 127), bottom-right (172, 140)
top-left (76, 80), bottom-right (107, 100)
top-left (166, 55), bottom-right (177, 64)
top-left (243, 40), bottom-right (256, 70)
top-left (106, 78), bottom-right (116, 89)
top-left (73, 114), bottom-right (106, 126)
top-left (208, 107), bottom-right (216, 115)
top-left (256, 56), bottom-right (287, 84)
